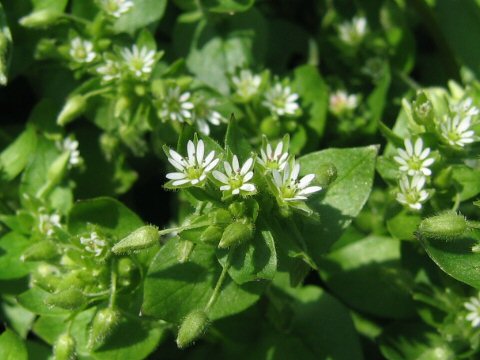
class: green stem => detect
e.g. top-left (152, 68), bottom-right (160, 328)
top-left (84, 87), bottom-right (113, 99)
top-left (109, 258), bottom-right (117, 307)
top-left (158, 221), bottom-right (210, 236)
top-left (60, 13), bottom-right (91, 26)
top-left (204, 252), bottom-right (231, 313)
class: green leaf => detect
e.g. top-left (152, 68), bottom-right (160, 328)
top-left (67, 197), bottom-right (143, 239)
top-left (0, 232), bottom-right (31, 280)
top-left (298, 146), bottom-right (378, 262)
top-left (451, 164), bottom-right (480, 201)
top-left (31, 0), bottom-right (68, 12)
top-left (292, 65), bottom-right (328, 139)
top-left (387, 210), bottom-right (422, 241)
top-left (113, 0), bottom-right (167, 34)
top-left (243, 285), bottom-right (363, 360)
top-left (217, 227), bottom-right (277, 285)
top-left (319, 235), bottom-right (416, 319)
top-left (379, 323), bottom-right (455, 360)
top-left (225, 114), bottom-right (252, 161)
top-left (0, 3), bottom-right (12, 86)
top-left (366, 64), bottom-right (391, 133)
top-left (206, 0), bottom-right (255, 13)
top-left (0, 126), bottom-right (37, 182)
top-left (142, 238), bottom-right (265, 322)
top-left (419, 232), bottom-right (480, 290)
top-left (1, 296), bottom-right (35, 338)
top-left (0, 329), bottom-right (28, 360)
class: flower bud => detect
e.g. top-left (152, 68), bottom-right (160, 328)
top-left (44, 288), bottom-right (86, 310)
top-left (209, 209), bottom-right (232, 225)
top-left (112, 225), bottom-right (159, 254)
top-left (200, 225), bottom-right (224, 244)
top-left (53, 333), bottom-right (76, 360)
top-left (228, 202), bottom-right (246, 219)
top-left (176, 240), bottom-right (195, 263)
top-left (99, 133), bottom-right (119, 161)
top-left (315, 162), bottom-right (337, 187)
top-left (260, 117), bottom-right (281, 138)
top-left (218, 221), bottom-right (253, 249)
top-left (176, 310), bottom-right (209, 349)
top-left (88, 308), bottom-right (121, 350)
top-left (57, 95), bottom-right (87, 126)
top-left (31, 264), bottom-right (60, 291)
top-left (19, 10), bottom-right (61, 28)
top-left (412, 91), bottom-right (434, 125)
top-left (21, 240), bottom-right (59, 262)
top-left (418, 211), bottom-right (469, 241)
top-left (47, 152), bottom-right (71, 183)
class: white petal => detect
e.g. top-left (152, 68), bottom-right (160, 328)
top-left (224, 161), bottom-right (232, 176)
top-left (213, 171), bottom-right (229, 184)
top-left (166, 172), bottom-right (186, 180)
top-left (240, 183), bottom-right (256, 192)
top-left (204, 158), bottom-right (219, 172)
top-left (298, 186), bottom-right (322, 195)
top-left (241, 158), bottom-right (254, 175)
top-left (243, 171), bottom-right (253, 182)
top-left (172, 179), bottom-right (190, 186)
top-left (196, 140), bottom-right (205, 164)
top-left (187, 140), bottom-right (195, 161)
top-left (298, 174), bottom-right (315, 189)
top-left (220, 185), bottom-right (231, 191)
top-left (232, 156), bottom-right (240, 172)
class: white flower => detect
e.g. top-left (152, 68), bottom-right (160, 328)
top-left (191, 96), bottom-right (224, 135)
top-left (159, 87), bottom-right (194, 123)
top-left (231, 70), bottom-right (262, 101)
top-left (439, 115), bottom-right (476, 147)
top-left (121, 45), bottom-right (156, 78)
top-left (338, 16), bottom-right (368, 46)
top-left (69, 37), bottom-right (96, 63)
top-left (166, 139), bottom-right (220, 187)
top-left (257, 139), bottom-right (289, 171)
top-left (263, 83), bottom-right (299, 117)
top-left (100, 0), bottom-right (134, 18)
top-left (80, 232), bottom-right (107, 257)
top-left (59, 136), bottom-right (82, 168)
top-left (97, 58), bottom-right (121, 82)
top-left (396, 175), bottom-right (429, 210)
top-left (213, 155), bottom-right (256, 196)
top-left (38, 211), bottom-right (61, 236)
top-left (465, 296), bottom-right (480, 327)
top-left (329, 90), bottom-right (358, 116)
top-left (451, 97), bottom-right (479, 118)
top-left (394, 138), bottom-right (435, 176)
top-left (272, 161), bottom-right (322, 202)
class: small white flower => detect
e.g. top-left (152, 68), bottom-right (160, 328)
top-left (70, 38), bottom-right (96, 63)
top-left (338, 16), bottom-right (368, 46)
top-left (121, 45), bottom-right (156, 78)
top-left (159, 87), bottom-right (194, 123)
top-left (272, 161), bottom-right (322, 203)
top-left (58, 136), bottom-right (82, 168)
top-left (451, 97), bottom-right (480, 118)
top-left (100, 0), bottom-right (134, 18)
top-left (166, 139), bottom-right (220, 187)
top-left (329, 90), bottom-right (359, 116)
top-left (38, 211), bottom-right (61, 236)
top-left (191, 96), bottom-right (225, 135)
top-left (439, 115), bottom-right (476, 147)
top-left (257, 139), bottom-right (289, 171)
top-left (231, 70), bottom-right (262, 101)
top-left (96, 58), bottom-right (121, 82)
top-left (263, 83), bottom-right (299, 117)
top-left (394, 138), bottom-right (435, 176)
top-left (213, 155), bottom-right (256, 196)
top-left (80, 232), bottom-right (107, 257)
top-left (465, 296), bottom-right (480, 328)
top-left (396, 175), bottom-right (429, 210)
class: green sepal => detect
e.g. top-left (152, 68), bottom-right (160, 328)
top-left (53, 333), bottom-right (76, 360)
top-left (176, 309), bottom-right (209, 349)
top-left (21, 240), bottom-right (59, 262)
top-left (44, 288), bottom-right (86, 310)
top-left (218, 220), bottom-right (253, 249)
top-left (112, 225), bottom-right (159, 254)
top-left (88, 307), bottom-right (121, 350)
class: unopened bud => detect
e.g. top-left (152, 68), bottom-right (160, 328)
top-left (209, 209), bottom-right (232, 225)
top-left (200, 225), bottom-right (224, 244)
top-left (44, 288), bottom-right (86, 310)
top-left (218, 221), bottom-right (253, 249)
top-left (57, 95), bottom-right (87, 126)
top-left (53, 333), bottom-right (76, 360)
top-left (112, 225), bottom-right (159, 254)
top-left (21, 240), bottom-right (59, 261)
top-left (19, 10), bottom-right (61, 28)
top-left (88, 308), bottom-right (121, 350)
top-left (412, 91), bottom-right (434, 125)
top-left (315, 162), bottom-right (337, 187)
top-left (176, 310), bottom-right (209, 349)
top-left (418, 211), bottom-right (469, 241)
top-left (176, 240), bottom-right (195, 263)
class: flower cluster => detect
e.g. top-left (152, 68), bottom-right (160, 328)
top-left (38, 210), bottom-right (61, 236)
top-left (394, 138), bottom-right (433, 210)
top-left (99, 0), bottom-right (134, 18)
top-left (165, 136), bottom-right (322, 209)
top-left (80, 231), bottom-right (107, 257)
top-left (262, 83), bottom-right (300, 117)
top-left (58, 135), bottom-right (82, 168)
top-left (338, 16), bottom-right (368, 46)
top-left (329, 90), bottom-right (359, 117)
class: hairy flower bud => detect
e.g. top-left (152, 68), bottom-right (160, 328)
top-left (57, 95), bottom-right (87, 126)
top-left (200, 225), bottom-right (224, 244)
top-left (218, 220), bottom-right (253, 249)
top-left (209, 209), bottom-right (233, 225)
top-left (112, 225), bottom-right (159, 254)
top-left (418, 211), bottom-right (469, 241)
top-left (176, 310), bottom-right (209, 349)
top-left (19, 10), bottom-right (61, 28)
top-left (88, 308), bottom-right (121, 350)
top-left (53, 333), bottom-right (76, 360)
top-left (44, 288), bottom-right (86, 310)
top-left (21, 240), bottom-right (59, 261)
